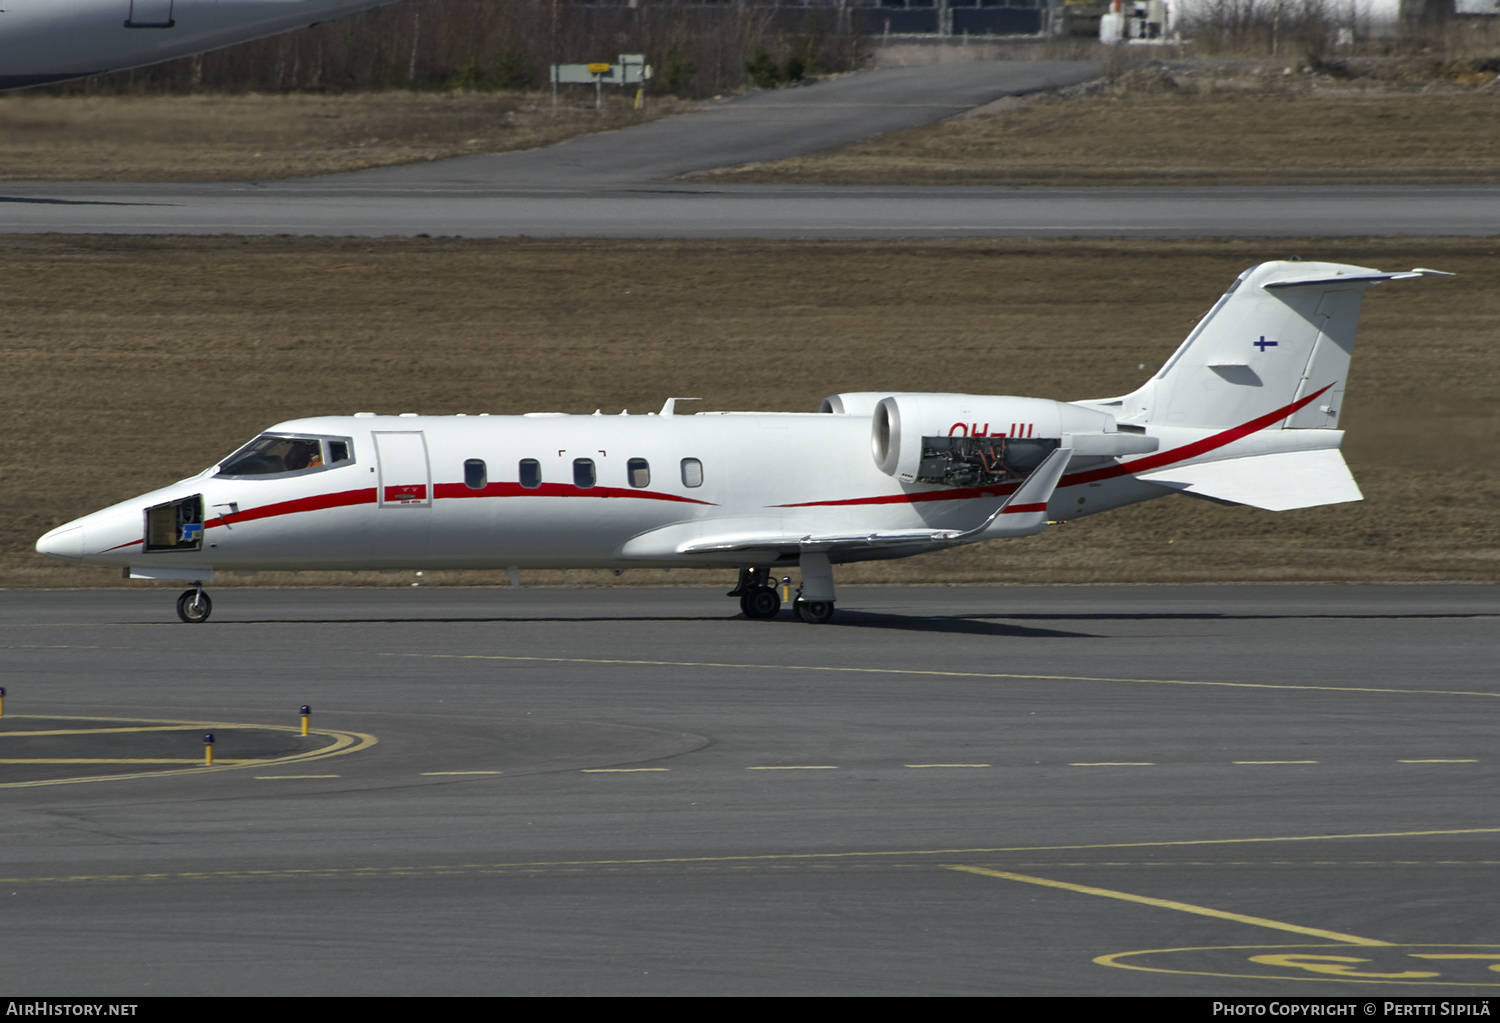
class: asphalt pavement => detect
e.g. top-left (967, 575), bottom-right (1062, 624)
top-left (2, 584), bottom-right (1497, 995)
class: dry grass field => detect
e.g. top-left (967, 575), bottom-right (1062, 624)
top-left (4, 235), bottom-right (1496, 591)
top-left (0, 91), bottom-right (693, 182)
top-left (691, 87), bottom-right (1500, 187)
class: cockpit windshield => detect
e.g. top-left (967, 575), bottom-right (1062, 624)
top-left (216, 434), bottom-right (353, 478)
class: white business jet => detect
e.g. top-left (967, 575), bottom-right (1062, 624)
top-left (36, 260), bottom-right (1447, 623)
top-left (0, 0), bottom-right (397, 90)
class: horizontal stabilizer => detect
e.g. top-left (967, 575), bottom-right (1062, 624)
top-left (1264, 268), bottom-right (1453, 290)
top-left (1092, 261), bottom-right (1451, 432)
top-left (1136, 448), bottom-right (1362, 511)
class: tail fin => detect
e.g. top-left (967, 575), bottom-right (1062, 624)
top-left (1112, 261), bottom-right (1449, 430)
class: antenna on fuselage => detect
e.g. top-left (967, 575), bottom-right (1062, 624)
top-left (657, 397), bottom-right (702, 416)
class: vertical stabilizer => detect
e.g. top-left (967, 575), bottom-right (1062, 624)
top-left (1114, 261), bottom-right (1448, 430)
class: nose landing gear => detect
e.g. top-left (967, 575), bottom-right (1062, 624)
top-left (176, 585), bottom-right (212, 624)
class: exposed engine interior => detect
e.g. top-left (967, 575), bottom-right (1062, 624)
top-left (916, 435), bottom-right (1060, 487)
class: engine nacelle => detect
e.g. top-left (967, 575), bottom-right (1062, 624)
top-left (871, 393), bottom-right (1153, 485)
top-left (819, 392), bottom-right (895, 416)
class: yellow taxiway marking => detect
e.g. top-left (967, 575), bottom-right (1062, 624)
top-left (6, 825), bottom-right (1498, 886)
top-left (747, 765), bottom-right (839, 770)
top-left (946, 865), bottom-right (1390, 946)
top-left (0, 715), bottom-right (376, 789)
top-left (385, 652), bottom-right (1500, 701)
top-left (1096, 944), bottom-right (1500, 987)
top-left (420, 771), bottom-right (503, 776)
top-left (1234, 760), bottom-right (1320, 765)
top-left (906, 764), bottom-right (991, 768)
top-left (1400, 759), bottom-right (1478, 763)
top-left (0, 725), bottom-right (229, 737)
top-left (253, 775), bottom-right (341, 780)
top-left (0, 758), bottom-right (268, 765)
top-left (581, 768), bottom-right (669, 773)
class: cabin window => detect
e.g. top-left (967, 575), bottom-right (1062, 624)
top-left (464, 459), bottom-right (487, 490)
top-left (573, 458), bottom-right (596, 489)
top-left (627, 458), bottom-right (650, 488)
top-left (681, 457), bottom-right (703, 488)
top-left (519, 459), bottom-right (541, 489)
top-left (217, 434), bottom-right (353, 478)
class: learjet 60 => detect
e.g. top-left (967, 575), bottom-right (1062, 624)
top-left (35, 260), bottom-right (1446, 623)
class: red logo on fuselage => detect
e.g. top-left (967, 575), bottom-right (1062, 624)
top-left (384, 484), bottom-right (428, 503)
top-left (948, 423), bottom-right (1033, 438)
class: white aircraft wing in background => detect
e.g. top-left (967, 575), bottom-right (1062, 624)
top-left (0, 0), bottom-right (399, 90)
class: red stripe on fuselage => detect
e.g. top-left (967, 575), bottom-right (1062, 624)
top-left (1057, 384), bottom-right (1332, 488)
top-left (776, 385), bottom-right (1333, 509)
top-left (775, 486), bottom-right (1018, 509)
top-left (207, 487), bottom-right (378, 529)
top-left (432, 482), bottom-right (714, 505)
top-left (201, 481), bottom-right (715, 532)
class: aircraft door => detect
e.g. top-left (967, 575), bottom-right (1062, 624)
top-left (374, 431), bottom-right (431, 508)
top-left (372, 431), bottom-right (431, 560)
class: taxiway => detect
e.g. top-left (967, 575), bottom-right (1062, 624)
top-left (1, 585), bottom-right (1496, 995)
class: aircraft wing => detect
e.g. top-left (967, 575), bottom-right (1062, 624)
top-left (678, 445), bottom-right (1075, 556)
top-left (681, 529), bottom-right (969, 556)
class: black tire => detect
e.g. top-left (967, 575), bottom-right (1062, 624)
top-left (795, 599), bottom-right (834, 625)
top-left (743, 586), bottom-right (782, 620)
top-left (176, 589), bottom-right (212, 624)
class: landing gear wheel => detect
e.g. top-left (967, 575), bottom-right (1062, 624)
top-left (176, 589), bottom-right (212, 624)
top-left (740, 586), bottom-right (782, 620)
top-left (795, 599), bottom-right (835, 625)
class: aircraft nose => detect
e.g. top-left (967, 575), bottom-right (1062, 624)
top-left (36, 524), bottom-right (85, 560)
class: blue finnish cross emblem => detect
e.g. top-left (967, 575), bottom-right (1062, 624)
top-left (1254, 335), bottom-right (1278, 352)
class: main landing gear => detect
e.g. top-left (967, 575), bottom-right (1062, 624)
top-left (793, 551), bottom-right (837, 625)
top-left (795, 599), bottom-right (834, 625)
top-left (741, 586), bottom-right (782, 619)
top-left (176, 584), bottom-right (212, 624)
top-left (729, 556), bottom-right (838, 625)
top-left (729, 567), bottom-right (781, 620)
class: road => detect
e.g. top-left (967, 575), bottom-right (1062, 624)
top-left (2, 584), bottom-right (1497, 995)
top-left (3, 59), bottom-right (1497, 238)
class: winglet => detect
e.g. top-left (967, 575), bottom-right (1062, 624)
top-left (941, 445), bottom-right (1073, 541)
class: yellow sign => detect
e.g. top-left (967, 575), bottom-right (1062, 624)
top-left (587, 63), bottom-right (612, 74)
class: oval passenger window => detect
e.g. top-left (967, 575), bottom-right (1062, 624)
top-left (574, 458), bottom-right (596, 489)
top-left (628, 458), bottom-right (650, 488)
